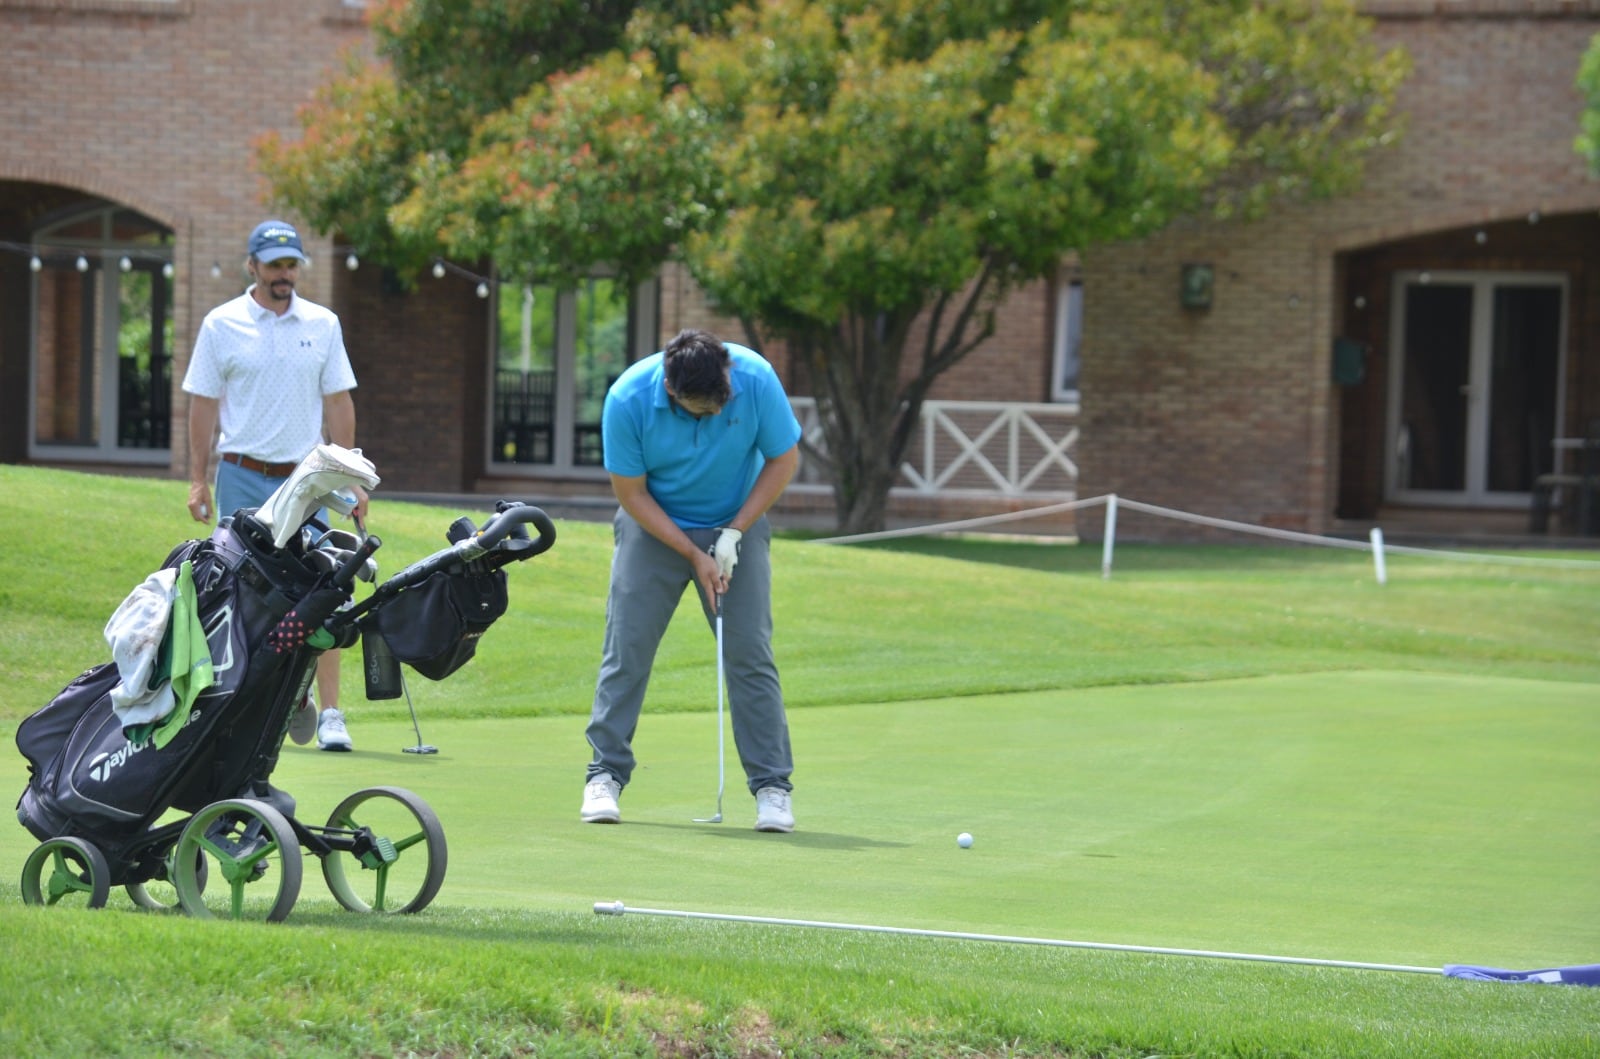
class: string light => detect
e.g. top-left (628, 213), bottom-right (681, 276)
top-left (0, 239), bottom-right (499, 299)
top-left (0, 241), bottom-right (178, 277)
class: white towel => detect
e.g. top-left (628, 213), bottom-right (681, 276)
top-left (103, 568), bottom-right (178, 728)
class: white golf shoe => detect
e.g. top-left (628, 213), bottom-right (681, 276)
top-left (754, 787), bottom-right (794, 833)
top-left (316, 707), bottom-right (352, 751)
top-left (581, 775), bottom-right (622, 824)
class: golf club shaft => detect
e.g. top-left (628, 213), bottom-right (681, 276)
top-left (695, 594), bottom-right (726, 822)
top-left (715, 595), bottom-right (725, 811)
top-left (591, 902), bottom-right (1440, 976)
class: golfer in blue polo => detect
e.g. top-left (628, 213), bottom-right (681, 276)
top-left (580, 329), bottom-right (802, 832)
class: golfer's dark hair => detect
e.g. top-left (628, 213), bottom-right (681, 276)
top-left (663, 329), bottom-right (732, 405)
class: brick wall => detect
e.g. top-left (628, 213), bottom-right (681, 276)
top-left (0, 0), bottom-right (370, 474)
top-left (331, 263), bottom-right (492, 492)
top-left (1077, 5), bottom-right (1600, 539)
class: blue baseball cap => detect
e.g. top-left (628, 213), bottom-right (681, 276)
top-left (248, 220), bottom-right (307, 263)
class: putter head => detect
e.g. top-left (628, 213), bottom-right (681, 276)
top-left (403, 744), bottom-right (439, 755)
top-left (693, 812), bottom-right (723, 824)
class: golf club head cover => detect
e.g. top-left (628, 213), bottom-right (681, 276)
top-left (711, 526), bottom-right (742, 578)
top-left (266, 585), bottom-right (348, 654)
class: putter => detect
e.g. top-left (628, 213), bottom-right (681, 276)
top-left (352, 515), bottom-right (438, 756)
top-left (693, 593), bottom-right (726, 823)
top-left (400, 673), bottom-right (437, 755)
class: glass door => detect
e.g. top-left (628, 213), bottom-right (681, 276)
top-left (28, 204), bottom-right (173, 464)
top-left (489, 274), bottom-right (656, 473)
top-left (1386, 271), bottom-right (1565, 506)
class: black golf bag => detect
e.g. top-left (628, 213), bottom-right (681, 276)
top-left (15, 511), bottom-right (344, 855)
top-left (13, 499), bottom-right (556, 913)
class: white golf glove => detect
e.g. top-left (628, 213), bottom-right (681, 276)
top-left (711, 526), bottom-right (743, 578)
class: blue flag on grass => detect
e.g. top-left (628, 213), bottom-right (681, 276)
top-left (1444, 964), bottom-right (1600, 986)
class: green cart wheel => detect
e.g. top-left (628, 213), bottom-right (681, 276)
top-left (128, 843), bottom-right (208, 912)
top-left (172, 798), bottom-right (302, 922)
top-left (322, 785), bottom-right (447, 914)
top-left (20, 836), bottom-right (110, 909)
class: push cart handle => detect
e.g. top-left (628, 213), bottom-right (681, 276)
top-left (476, 501), bottom-right (557, 560)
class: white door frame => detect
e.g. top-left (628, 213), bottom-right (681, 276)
top-left (1384, 269), bottom-right (1568, 508)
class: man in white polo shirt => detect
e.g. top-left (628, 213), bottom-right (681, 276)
top-left (182, 219), bottom-right (369, 752)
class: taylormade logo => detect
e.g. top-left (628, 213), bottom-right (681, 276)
top-left (86, 708), bottom-right (202, 784)
top-left (88, 739), bottom-right (146, 785)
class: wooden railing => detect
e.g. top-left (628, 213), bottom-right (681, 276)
top-left (788, 398), bottom-right (1079, 498)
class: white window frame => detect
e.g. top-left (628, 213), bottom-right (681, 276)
top-left (1050, 276), bottom-right (1082, 408)
top-left (486, 272), bottom-right (658, 477)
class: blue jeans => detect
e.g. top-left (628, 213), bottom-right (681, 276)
top-left (214, 458), bottom-right (288, 521)
top-left (585, 511), bottom-right (793, 794)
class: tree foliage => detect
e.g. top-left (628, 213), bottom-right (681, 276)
top-left (1579, 33), bottom-right (1600, 175)
top-left (262, 0), bottom-right (1406, 533)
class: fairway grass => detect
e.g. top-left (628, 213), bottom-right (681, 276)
top-left (1, 466), bottom-right (1597, 1055)
top-left (7, 671), bottom-right (1587, 969)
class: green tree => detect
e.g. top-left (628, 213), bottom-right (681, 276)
top-left (1579, 33), bottom-right (1600, 174)
top-left (262, 0), bottom-right (1406, 534)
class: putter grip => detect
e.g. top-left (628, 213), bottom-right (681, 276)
top-left (594, 901), bottom-right (626, 916)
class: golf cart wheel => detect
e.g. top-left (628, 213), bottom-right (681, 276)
top-left (322, 785), bottom-right (447, 914)
top-left (172, 798), bottom-right (302, 922)
top-left (20, 836), bottom-right (110, 909)
top-left (127, 843), bottom-right (208, 912)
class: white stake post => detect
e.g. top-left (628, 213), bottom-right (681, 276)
top-left (1369, 527), bottom-right (1387, 585)
top-left (1101, 494), bottom-right (1118, 580)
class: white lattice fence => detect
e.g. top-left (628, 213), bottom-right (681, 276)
top-left (789, 399), bottom-right (1079, 498)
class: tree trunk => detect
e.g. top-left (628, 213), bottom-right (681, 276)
top-left (785, 275), bottom-right (1002, 536)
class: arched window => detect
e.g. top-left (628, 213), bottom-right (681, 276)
top-left (29, 203), bottom-right (174, 462)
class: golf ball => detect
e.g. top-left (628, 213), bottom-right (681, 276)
top-left (957, 832), bottom-right (973, 848)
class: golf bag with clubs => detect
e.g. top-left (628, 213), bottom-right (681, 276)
top-left (13, 447), bottom-right (555, 920)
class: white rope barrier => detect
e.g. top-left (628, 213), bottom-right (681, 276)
top-left (809, 493), bottom-right (1600, 579)
top-left (593, 901), bottom-right (1441, 976)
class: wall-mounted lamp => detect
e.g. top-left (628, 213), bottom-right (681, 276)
top-left (1180, 263), bottom-right (1214, 310)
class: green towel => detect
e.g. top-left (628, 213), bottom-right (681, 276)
top-left (150, 560), bottom-right (214, 749)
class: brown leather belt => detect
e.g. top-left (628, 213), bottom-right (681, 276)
top-left (221, 452), bottom-right (297, 478)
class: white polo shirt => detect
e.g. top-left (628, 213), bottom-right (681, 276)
top-left (182, 287), bottom-right (357, 464)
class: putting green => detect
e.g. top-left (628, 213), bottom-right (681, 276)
top-left (3, 671), bottom-right (1594, 970)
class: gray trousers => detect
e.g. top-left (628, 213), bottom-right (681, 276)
top-left (586, 510), bottom-right (793, 794)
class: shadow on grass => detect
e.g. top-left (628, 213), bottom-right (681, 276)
top-left (621, 819), bottom-right (911, 850)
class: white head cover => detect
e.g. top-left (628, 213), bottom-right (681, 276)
top-left (254, 444), bottom-right (380, 548)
